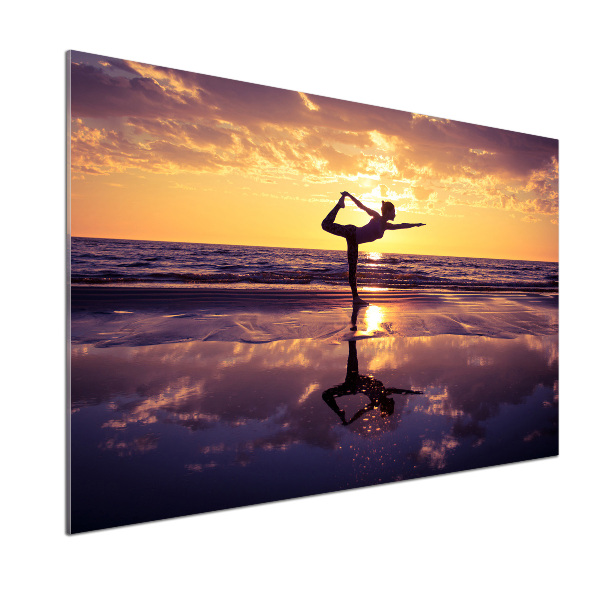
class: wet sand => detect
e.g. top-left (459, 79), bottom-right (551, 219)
top-left (71, 286), bottom-right (557, 347)
top-left (69, 287), bottom-right (558, 532)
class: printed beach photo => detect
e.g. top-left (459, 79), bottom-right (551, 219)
top-left (68, 51), bottom-right (558, 534)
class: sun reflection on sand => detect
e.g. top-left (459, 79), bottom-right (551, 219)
top-left (364, 305), bottom-right (384, 333)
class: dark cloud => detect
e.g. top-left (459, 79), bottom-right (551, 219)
top-left (70, 62), bottom-right (210, 120)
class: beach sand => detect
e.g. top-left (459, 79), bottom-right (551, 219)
top-left (71, 287), bottom-right (557, 347)
top-left (69, 287), bottom-right (558, 533)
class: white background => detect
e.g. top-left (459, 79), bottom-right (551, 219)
top-left (3, 1), bottom-right (598, 598)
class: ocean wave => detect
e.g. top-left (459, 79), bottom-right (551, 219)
top-left (71, 270), bottom-right (558, 291)
top-left (71, 238), bottom-right (558, 292)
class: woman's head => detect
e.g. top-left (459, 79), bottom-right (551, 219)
top-left (382, 201), bottom-right (396, 221)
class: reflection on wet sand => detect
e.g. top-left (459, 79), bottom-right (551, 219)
top-left (71, 290), bottom-right (558, 347)
top-left (322, 340), bottom-right (422, 426)
top-left (70, 320), bottom-right (558, 532)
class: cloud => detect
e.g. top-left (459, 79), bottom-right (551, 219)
top-left (128, 117), bottom-right (235, 148)
top-left (70, 52), bottom-right (559, 217)
top-left (71, 62), bottom-right (210, 120)
top-left (414, 185), bottom-right (434, 201)
top-left (317, 144), bottom-right (362, 174)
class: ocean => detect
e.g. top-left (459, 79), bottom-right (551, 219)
top-left (71, 237), bottom-right (558, 292)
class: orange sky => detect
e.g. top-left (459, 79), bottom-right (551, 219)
top-left (70, 51), bottom-right (558, 262)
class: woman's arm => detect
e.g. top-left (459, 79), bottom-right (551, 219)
top-left (386, 223), bottom-right (426, 230)
top-left (342, 191), bottom-right (380, 218)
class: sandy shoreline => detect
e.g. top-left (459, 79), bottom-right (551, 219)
top-left (71, 286), bottom-right (558, 347)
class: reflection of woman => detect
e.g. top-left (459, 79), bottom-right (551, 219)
top-left (321, 191), bottom-right (426, 304)
top-left (322, 340), bottom-right (421, 426)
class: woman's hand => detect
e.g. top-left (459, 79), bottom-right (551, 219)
top-left (341, 192), bottom-right (379, 218)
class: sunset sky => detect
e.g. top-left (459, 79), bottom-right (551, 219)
top-left (69, 51), bottom-right (558, 262)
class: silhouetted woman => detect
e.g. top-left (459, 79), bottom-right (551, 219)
top-left (321, 191), bottom-right (425, 304)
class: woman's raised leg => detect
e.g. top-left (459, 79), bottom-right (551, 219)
top-left (321, 196), bottom-right (346, 236)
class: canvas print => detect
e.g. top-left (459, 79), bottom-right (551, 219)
top-left (68, 51), bottom-right (558, 533)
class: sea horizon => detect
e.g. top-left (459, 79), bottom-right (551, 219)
top-left (70, 236), bottom-right (558, 292)
top-left (71, 235), bottom-right (558, 265)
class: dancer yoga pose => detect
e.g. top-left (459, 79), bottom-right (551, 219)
top-left (321, 191), bottom-right (426, 304)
